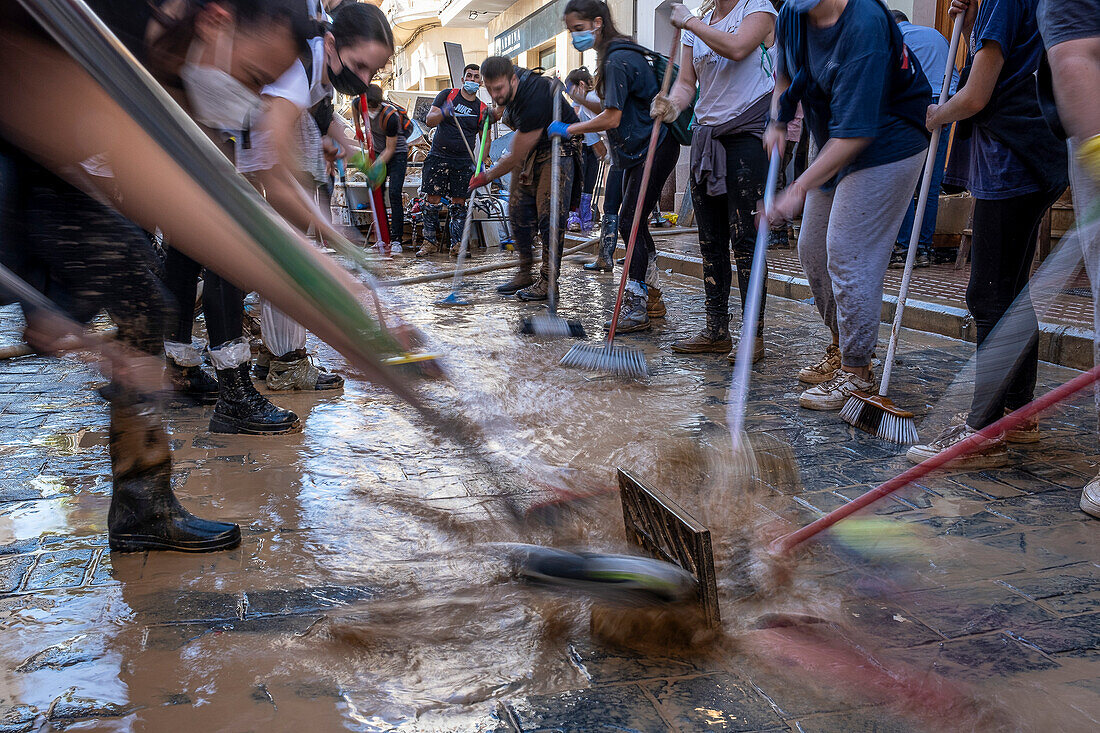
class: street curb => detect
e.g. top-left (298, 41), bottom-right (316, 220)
top-left (605, 245), bottom-right (1094, 371)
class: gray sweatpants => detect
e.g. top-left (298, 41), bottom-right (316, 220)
top-left (797, 151), bottom-right (925, 367)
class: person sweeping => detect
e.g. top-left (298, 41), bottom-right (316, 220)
top-left (763, 0), bottom-right (931, 412)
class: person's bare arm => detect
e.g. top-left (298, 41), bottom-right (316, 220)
top-left (567, 108), bottom-right (622, 135)
top-left (926, 41), bottom-right (1003, 128)
top-left (568, 88), bottom-right (603, 115)
top-left (766, 137), bottom-right (871, 225)
top-left (425, 105), bottom-right (444, 127)
top-left (675, 9), bottom-right (774, 63)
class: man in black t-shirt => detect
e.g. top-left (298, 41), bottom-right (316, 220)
top-left (471, 56), bottom-right (580, 300)
top-left (418, 63), bottom-right (487, 257)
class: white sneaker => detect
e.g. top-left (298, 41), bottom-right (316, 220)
top-left (798, 344), bottom-right (841, 384)
top-left (799, 370), bottom-right (875, 411)
top-left (1082, 472), bottom-right (1100, 519)
top-left (906, 423), bottom-right (1008, 469)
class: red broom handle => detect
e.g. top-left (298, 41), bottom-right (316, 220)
top-left (606, 31), bottom-right (680, 344)
top-left (773, 362), bottom-right (1100, 554)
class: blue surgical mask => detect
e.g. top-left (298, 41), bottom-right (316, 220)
top-left (571, 30), bottom-right (595, 52)
top-left (462, 80), bottom-right (479, 95)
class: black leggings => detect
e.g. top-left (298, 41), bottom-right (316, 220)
top-left (619, 132), bottom-right (680, 282)
top-left (581, 145), bottom-right (598, 196)
top-left (691, 133), bottom-right (768, 335)
top-left (161, 247), bottom-right (244, 347)
top-left (604, 166), bottom-right (624, 216)
top-left (966, 186), bottom-right (1065, 429)
top-left (384, 155), bottom-right (407, 243)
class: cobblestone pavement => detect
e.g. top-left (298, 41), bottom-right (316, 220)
top-left (0, 248), bottom-right (1097, 732)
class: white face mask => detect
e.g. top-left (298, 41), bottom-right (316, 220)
top-left (368, 107), bottom-right (380, 119)
top-left (179, 32), bottom-right (260, 132)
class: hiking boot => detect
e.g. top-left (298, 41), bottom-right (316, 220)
top-left (798, 344), bottom-right (842, 384)
top-left (516, 276), bottom-right (551, 302)
top-left (107, 390), bottom-right (240, 553)
top-left (612, 284), bottom-right (651, 333)
top-left (210, 363), bottom-right (301, 435)
top-left (1003, 408), bottom-right (1040, 443)
top-left (266, 349), bottom-right (344, 391)
top-left (727, 336), bottom-right (766, 364)
top-left (671, 328), bottom-right (731, 354)
top-left (416, 240), bottom-right (442, 257)
top-left (647, 285), bottom-right (667, 318)
top-left (906, 423), bottom-right (1008, 469)
top-left (1081, 472), bottom-right (1100, 518)
top-left (584, 213), bottom-right (617, 272)
top-left (799, 369), bottom-right (875, 411)
top-left (497, 262), bottom-right (534, 294)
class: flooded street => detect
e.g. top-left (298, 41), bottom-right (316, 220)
top-left (0, 246), bottom-right (1098, 731)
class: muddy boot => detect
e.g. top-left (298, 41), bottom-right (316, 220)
top-left (584, 213), bottom-right (617, 272)
top-left (647, 285), bottom-right (667, 319)
top-left (266, 348), bottom-right (344, 391)
top-left (209, 338), bottom-right (300, 434)
top-left (567, 210), bottom-right (581, 232)
top-left (727, 336), bottom-right (767, 364)
top-left (516, 275), bottom-right (551, 302)
top-left (497, 256), bottom-right (535, 295)
top-left (252, 343), bottom-right (272, 379)
top-left (106, 388), bottom-right (240, 552)
top-left (610, 281), bottom-right (651, 333)
top-left (671, 314), bottom-right (732, 353)
top-left (577, 193), bottom-right (594, 234)
top-left (417, 202), bottom-right (442, 256)
top-left (164, 339), bottom-right (218, 405)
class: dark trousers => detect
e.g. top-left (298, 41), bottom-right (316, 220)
top-left (383, 155), bottom-right (407, 243)
top-left (604, 166), bottom-right (624, 216)
top-left (620, 132), bottom-right (680, 282)
top-left (162, 247), bottom-right (244, 347)
top-left (509, 149), bottom-right (576, 274)
top-left (691, 133), bottom-right (768, 335)
top-left (581, 145), bottom-right (598, 195)
top-left (967, 186), bottom-right (1065, 429)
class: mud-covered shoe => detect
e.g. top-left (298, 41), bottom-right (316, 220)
top-left (516, 276), bottom-right (551, 302)
top-left (613, 286), bottom-right (651, 333)
top-left (798, 344), bottom-right (842, 384)
top-left (799, 369), bottom-right (875, 411)
top-left (266, 349), bottom-right (344, 391)
top-left (906, 423), bottom-right (1008, 469)
top-left (166, 362), bottom-right (219, 405)
top-left (671, 329), bottom-right (732, 354)
top-left (647, 285), bottom-right (667, 318)
top-left (1003, 408), bottom-right (1040, 443)
top-left (1081, 472), bottom-right (1100, 518)
top-left (416, 240), bottom-right (441, 257)
top-left (727, 336), bottom-right (766, 364)
top-left (496, 267), bottom-right (534, 295)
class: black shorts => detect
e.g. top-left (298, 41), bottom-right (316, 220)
top-left (1038, 0), bottom-right (1100, 49)
top-left (421, 153), bottom-right (473, 200)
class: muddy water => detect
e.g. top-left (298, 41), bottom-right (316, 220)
top-left (0, 257), bottom-right (1096, 731)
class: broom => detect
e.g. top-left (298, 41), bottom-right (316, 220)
top-left (840, 14), bottom-right (964, 444)
top-left (436, 114), bottom-right (492, 306)
top-left (561, 32), bottom-right (682, 379)
top-left (521, 79), bottom-right (586, 339)
top-left (359, 93), bottom-right (393, 257)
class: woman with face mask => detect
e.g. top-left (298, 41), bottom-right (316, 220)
top-left (556, 0), bottom-right (680, 333)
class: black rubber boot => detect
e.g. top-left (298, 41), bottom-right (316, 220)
top-left (584, 213), bottom-right (617, 272)
top-left (210, 364), bottom-right (301, 435)
top-left (107, 394), bottom-right (240, 552)
top-left (166, 361), bottom-right (219, 405)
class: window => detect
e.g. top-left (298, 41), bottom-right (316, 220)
top-left (538, 46), bottom-right (556, 73)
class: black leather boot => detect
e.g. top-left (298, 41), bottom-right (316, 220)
top-left (166, 361), bottom-right (219, 405)
top-left (210, 364), bottom-right (301, 434)
top-left (107, 394), bottom-right (240, 552)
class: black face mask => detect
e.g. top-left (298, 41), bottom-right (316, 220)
top-left (328, 48), bottom-right (369, 96)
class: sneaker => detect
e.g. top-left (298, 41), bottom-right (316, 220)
top-left (914, 251), bottom-right (931, 268)
top-left (906, 423), bottom-right (1008, 468)
top-left (888, 249), bottom-right (906, 269)
top-left (1003, 408), bottom-right (1040, 443)
top-left (1081, 472), bottom-right (1100, 518)
top-left (416, 241), bottom-right (441, 257)
top-left (727, 336), bottom-right (766, 364)
top-left (799, 369), bottom-right (875, 411)
top-left (614, 288), bottom-right (651, 333)
top-left (671, 329), bottom-right (732, 354)
top-left (647, 286), bottom-right (667, 318)
top-left (516, 277), bottom-right (550, 302)
top-left (798, 344), bottom-right (841, 384)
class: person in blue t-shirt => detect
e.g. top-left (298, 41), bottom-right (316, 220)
top-left (764, 0), bottom-right (931, 413)
top-left (890, 9), bottom-right (959, 269)
top-left (910, 0), bottom-right (1068, 469)
top-left (554, 0), bottom-right (680, 332)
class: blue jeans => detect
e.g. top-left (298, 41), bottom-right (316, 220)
top-left (895, 125), bottom-right (950, 253)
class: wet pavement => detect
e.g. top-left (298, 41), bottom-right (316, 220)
top-left (0, 245), bottom-right (1097, 732)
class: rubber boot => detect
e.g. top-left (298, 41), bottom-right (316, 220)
top-left (497, 256), bottom-right (535, 295)
top-left (266, 348), bottom-right (344, 391)
top-left (577, 193), bottom-right (594, 233)
top-left (209, 338), bottom-right (300, 434)
top-left (584, 213), bottom-right (617, 272)
top-left (164, 339), bottom-right (218, 405)
top-left (417, 202), bottom-right (442, 257)
top-left (567, 210), bottom-right (581, 232)
top-left (106, 388), bottom-right (240, 552)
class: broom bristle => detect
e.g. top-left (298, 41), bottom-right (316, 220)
top-left (560, 343), bottom-right (648, 379)
top-left (520, 314), bottom-right (586, 339)
top-left (877, 412), bottom-right (919, 444)
top-left (842, 392), bottom-right (918, 445)
top-left (841, 394), bottom-right (885, 436)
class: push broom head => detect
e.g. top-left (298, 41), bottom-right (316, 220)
top-left (560, 342), bottom-right (648, 379)
top-left (519, 312), bottom-right (587, 339)
top-left (840, 390), bottom-right (918, 445)
top-left (435, 291), bottom-right (472, 307)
